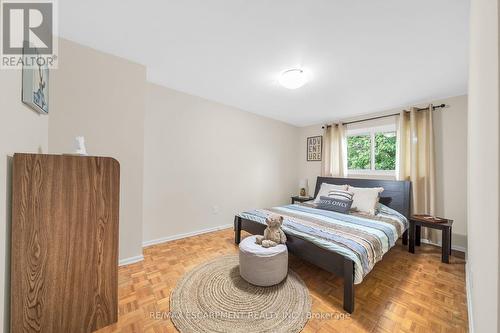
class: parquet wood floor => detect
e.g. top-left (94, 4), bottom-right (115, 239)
top-left (96, 229), bottom-right (468, 333)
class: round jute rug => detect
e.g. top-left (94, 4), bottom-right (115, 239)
top-left (169, 255), bottom-right (311, 333)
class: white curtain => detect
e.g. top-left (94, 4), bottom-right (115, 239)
top-left (396, 105), bottom-right (437, 240)
top-left (321, 123), bottom-right (347, 177)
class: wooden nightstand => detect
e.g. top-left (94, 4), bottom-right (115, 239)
top-left (291, 196), bottom-right (314, 204)
top-left (408, 215), bottom-right (454, 263)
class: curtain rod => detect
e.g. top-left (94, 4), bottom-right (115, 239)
top-left (322, 103), bottom-right (446, 129)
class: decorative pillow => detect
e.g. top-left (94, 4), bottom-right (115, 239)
top-left (348, 186), bottom-right (384, 215)
top-left (327, 189), bottom-right (354, 201)
top-left (317, 196), bottom-right (353, 214)
top-left (313, 183), bottom-right (348, 204)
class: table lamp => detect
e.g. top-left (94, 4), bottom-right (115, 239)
top-left (299, 179), bottom-right (308, 197)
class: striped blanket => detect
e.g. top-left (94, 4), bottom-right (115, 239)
top-left (238, 204), bottom-right (408, 284)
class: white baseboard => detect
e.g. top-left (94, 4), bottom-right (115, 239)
top-left (142, 223), bottom-right (233, 248)
top-left (118, 254), bottom-right (144, 266)
top-left (465, 262), bottom-right (474, 333)
top-left (118, 224), bottom-right (233, 267)
top-left (419, 238), bottom-right (467, 253)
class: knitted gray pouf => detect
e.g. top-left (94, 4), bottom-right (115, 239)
top-left (239, 235), bottom-right (288, 286)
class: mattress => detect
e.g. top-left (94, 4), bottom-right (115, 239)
top-left (238, 203), bottom-right (408, 284)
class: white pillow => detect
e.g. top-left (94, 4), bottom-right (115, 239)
top-left (348, 186), bottom-right (384, 215)
top-left (314, 183), bottom-right (348, 203)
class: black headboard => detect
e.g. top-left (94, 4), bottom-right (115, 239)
top-left (314, 177), bottom-right (411, 218)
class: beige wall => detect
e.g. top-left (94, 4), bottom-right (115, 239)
top-left (297, 95), bottom-right (468, 250)
top-left (467, 0), bottom-right (499, 331)
top-left (49, 39), bottom-right (146, 262)
top-left (0, 71), bottom-right (49, 332)
top-left (433, 95), bottom-right (468, 247)
top-left (143, 83), bottom-right (299, 244)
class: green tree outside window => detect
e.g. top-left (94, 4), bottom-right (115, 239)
top-left (375, 132), bottom-right (396, 170)
top-left (347, 135), bottom-right (371, 169)
top-left (347, 131), bottom-right (396, 171)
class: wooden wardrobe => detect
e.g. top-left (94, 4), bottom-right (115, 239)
top-left (10, 153), bottom-right (120, 333)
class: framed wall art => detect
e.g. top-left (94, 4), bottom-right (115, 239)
top-left (22, 49), bottom-right (49, 114)
top-left (307, 136), bottom-right (322, 161)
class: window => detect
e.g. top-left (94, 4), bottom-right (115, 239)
top-left (374, 132), bottom-right (396, 170)
top-left (347, 135), bottom-right (371, 170)
top-left (347, 124), bottom-right (396, 175)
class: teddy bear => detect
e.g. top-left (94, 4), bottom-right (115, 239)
top-left (255, 215), bottom-right (287, 248)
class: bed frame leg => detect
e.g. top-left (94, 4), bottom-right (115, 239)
top-left (234, 216), bottom-right (241, 244)
top-left (343, 258), bottom-right (354, 314)
top-left (402, 229), bottom-right (408, 246)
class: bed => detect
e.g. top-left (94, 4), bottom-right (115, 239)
top-left (234, 177), bottom-right (411, 313)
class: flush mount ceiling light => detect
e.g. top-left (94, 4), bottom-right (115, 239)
top-left (279, 68), bottom-right (307, 89)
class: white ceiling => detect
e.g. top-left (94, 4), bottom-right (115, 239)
top-left (59, 0), bottom-right (469, 126)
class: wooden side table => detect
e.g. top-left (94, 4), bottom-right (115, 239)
top-left (408, 215), bottom-right (453, 263)
top-left (291, 196), bottom-right (313, 204)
